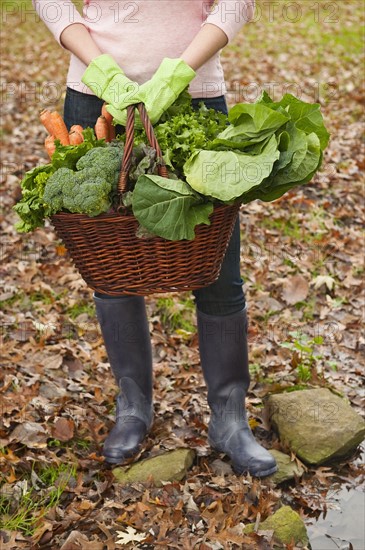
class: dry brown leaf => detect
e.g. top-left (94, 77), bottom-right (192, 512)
top-left (0, 531), bottom-right (28, 550)
top-left (60, 531), bottom-right (104, 550)
top-left (0, 447), bottom-right (21, 465)
top-left (282, 275), bottom-right (309, 305)
top-left (52, 417), bottom-right (75, 442)
top-left (9, 421), bottom-right (48, 449)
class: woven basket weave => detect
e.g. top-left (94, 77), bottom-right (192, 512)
top-left (51, 103), bottom-right (240, 296)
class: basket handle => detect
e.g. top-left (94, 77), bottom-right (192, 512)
top-left (117, 103), bottom-right (168, 194)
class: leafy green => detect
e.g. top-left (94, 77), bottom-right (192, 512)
top-left (13, 165), bottom-right (54, 232)
top-left (184, 135), bottom-right (280, 201)
top-left (128, 144), bottom-right (159, 184)
top-left (210, 103), bottom-right (288, 152)
top-left (242, 133), bottom-right (322, 202)
top-left (228, 102), bottom-right (290, 132)
top-left (257, 92), bottom-right (330, 149)
top-left (195, 91), bottom-right (329, 204)
top-left (132, 174), bottom-right (213, 240)
top-left (135, 99), bottom-right (227, 177)
top-left (50, 128), bottom-right (107, 170)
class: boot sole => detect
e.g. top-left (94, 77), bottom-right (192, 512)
top-left (103, 449), bottom-right (140, 465)
top-left (102, 416), bottom-right (154, 465)
top-left (233, 463), bottom-right (278, 478)
top-left (210, 440), bottom-right (278, 478)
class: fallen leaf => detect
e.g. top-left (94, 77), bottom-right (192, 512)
top-left (116, 526), bottom-right (147, 545)
top-left (0, 531), bottom-right (28, 550)
top-left (44, 355), bottom-right (64, 370)
top-left (9, 421), bottom-right (48, 449)
top-left (56, 244), bottom-right (67, 256)
top-left (0, 447), bottom-right (21, 464)
top-left (30, 521), bottom-right (53, 545)
top-left (313, 275), bottom-right (336, 291)
top-left (282, 275), bottom-right (309, 304)
top-left (78, 499), bottom-right (96, 511)
top-left (60, 530), bottom-right (104, 550)
top-left (52, 417), bottom-right (75, 442)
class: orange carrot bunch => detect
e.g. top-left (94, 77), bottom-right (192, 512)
top-left (39, 109), bottom-right (85, 159)
top-left (39, 105), bottom-right (115, 159)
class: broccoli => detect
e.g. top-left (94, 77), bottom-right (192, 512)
top-left (63, 178), bottom-right (112, 216)
top-left (43, 167), bottom-right (72, 215)
top-left (43, 146), bottom-right (123, 217)
top-left (76, 147), bottom-right (122, 187)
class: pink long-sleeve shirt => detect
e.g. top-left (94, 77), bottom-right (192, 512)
top-left (33, 0), bottom-right (255, 98)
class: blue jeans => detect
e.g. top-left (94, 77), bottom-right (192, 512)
top-left (63, 87), bottom-right (245, 315)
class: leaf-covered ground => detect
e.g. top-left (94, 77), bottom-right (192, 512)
top-left (1, 1), bottom-right (364, 548)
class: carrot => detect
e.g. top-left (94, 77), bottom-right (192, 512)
top-left (44, 135), bottom-right (56, 159)
top-left (102, 103), bottom-right (116, 140)
top-left (69, 130), bottom-right (84, 145)
top-left (94, 115), bottom-right (110, 141)
top-left (39, 109), bottom-right (54, 135)
top-left (50, 111), bottom-right (70, 145)
top-left (70, 124), bottom-right (84, 134)
top-left (101, 103), bottom-right (113, 125)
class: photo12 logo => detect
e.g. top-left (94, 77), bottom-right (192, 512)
top-left (202, 1), bottom-right (340, 25)
top-left (2, 1), bottom-right (140, 24)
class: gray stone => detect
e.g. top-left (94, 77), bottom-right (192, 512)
top-left (244, 505), bottom-right (309, 545)
top-left (268, 449), bottom-right (305, 484)
top-left (266, 388), bottom-right (365, 465)
top-left (112, 448), bottom-right (195, 487)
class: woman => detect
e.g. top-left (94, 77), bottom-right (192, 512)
top-left (33, 0), bottom-right (277, 477)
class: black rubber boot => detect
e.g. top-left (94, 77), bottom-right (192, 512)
top-left (197, 307), bottom-right (277, 477)
top-left (94, 294), bottom-right (153, 464)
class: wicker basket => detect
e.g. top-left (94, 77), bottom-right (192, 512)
top-left (51, 103), bottom-right (240, 296)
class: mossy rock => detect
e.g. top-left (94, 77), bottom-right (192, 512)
top-left (244, 505), bottom-right (309, 545)
top-left (113, 448), bottom-right (195, 487)
top-left (268, 449), bottom-right (305, 484)
top-left (265, 388), bottom-right (365, 465)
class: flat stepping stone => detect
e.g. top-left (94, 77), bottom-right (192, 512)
top-left (113, 448), bottom-right (195, 487)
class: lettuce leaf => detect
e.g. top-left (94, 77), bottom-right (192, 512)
top-left (241, 133), bottom-right (322, 202)
top-left (207, 103), bottom-right (289, 152)
top-left (151, 102), bottom-right (227, 176)
top-left (228, 102), bottom-right (290, 133)
top-left (257, 92), bottom-right (330, 149)
top-left (13, 165), bottom-right (54, 232)
top-left (184, 135), bottom-right (280, 201)
top-left (51, 128), bottom-right (107, 170)
top-left (132, 174), bottom-right (213, 241)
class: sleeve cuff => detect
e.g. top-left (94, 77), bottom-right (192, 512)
top-left (204, 0), bottom-right (256, 43)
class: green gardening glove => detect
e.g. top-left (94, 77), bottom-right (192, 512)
top-left (81, 54), bottom-right (142, 111)
top-left (107, 58), bottom-right (196, 126)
